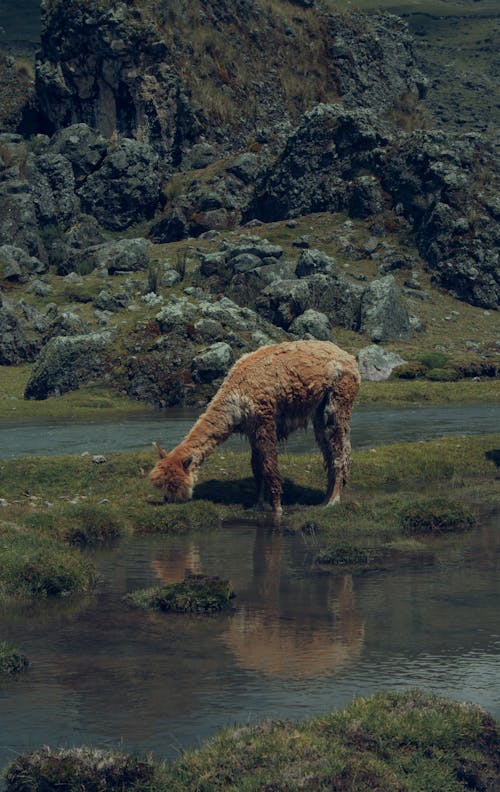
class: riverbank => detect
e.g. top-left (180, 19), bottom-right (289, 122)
top-left (0, 433), bottom-right (498, 599)
top-left (4, 690), bottom-right (498, 791)
top-left (1, 364), bottom-right (499, 422)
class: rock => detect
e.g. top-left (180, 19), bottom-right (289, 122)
top-left (0, 245), bottom-right (46, 280)
top-left (78, 138), bottom-right (160, 230)
top-left (48, 124), bottom-right (108, 180)
top-left (91, 238), bottom-right (151, 275)
top-left (184, 142), bottom-right (218, 169)
top-left (359, 275), bottom-right (411, 341)
top-left (357, 345), bottom-right (407, 381)
top-left (349, 175), bottom-right (383, 218)
top-left (26, 151), bottom-right (80, 230)
top-left (247, 104), bottom-right (393, 222)
top-left (295, 248), bottom-right (337, 277)
top-left (226, 153), bottom-right (260, 184)
top-left (0, 303), bottom-right (39, 364)
top-left (24, 332), bottom-right (112, 399)
top-left (289, 309), bottom-right (333, 340)
top-left (191, 342), bottom-right (234, 383)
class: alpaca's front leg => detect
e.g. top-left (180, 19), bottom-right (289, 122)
top-left (253, 421), bottom-right (282, 514)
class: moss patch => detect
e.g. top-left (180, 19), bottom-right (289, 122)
top-left (124, 574), bottom-right (235, 614)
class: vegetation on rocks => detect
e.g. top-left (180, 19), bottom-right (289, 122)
top-left (4, 691), bottom-right (498, 791)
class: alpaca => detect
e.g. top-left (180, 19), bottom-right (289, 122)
top-left (150, 340), bottom-right (360, 515)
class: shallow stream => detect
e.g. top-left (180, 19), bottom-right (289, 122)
top-left (0, 403), bottom-right (499, 777)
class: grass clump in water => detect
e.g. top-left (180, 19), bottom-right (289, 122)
top-left (124, 574), bottom-right (235, 613)
top-left (316, 542), bottom-right (371, 566)
top-left (0, 527), bottom-right (97, 599)
top-left (399, 499), bottom-right (476, 536)
top-left (0, 641), bottom-right (28, 675)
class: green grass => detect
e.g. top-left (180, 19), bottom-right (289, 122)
top-left (6, 691), bottom-right (496, 790)
top-left (0, 434), bottom-right (497, 584)
top-left (124, 574), bottom-right (235, 613)
top-left (0, 525), bottom-right (97, 599)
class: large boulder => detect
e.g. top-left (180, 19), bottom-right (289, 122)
top-left (0, 303), bottom-right (39, 364)
top-left (247, 104), bottom-right (393, 222)
top-left (359, 275), bottom-right (411, 341)
top-left (77, 139), bottom-right (161, 230)
top-left (24, 332), bottom-right (112, 399)
top-left (357, 345), bottom-right (407, 381)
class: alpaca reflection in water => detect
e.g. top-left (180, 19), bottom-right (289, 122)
top-left (151, 529), bottom-right (365, 679)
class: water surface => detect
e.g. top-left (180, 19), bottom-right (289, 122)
top-left (1, 401), bottom-right (499, 458)
top-left (0, 515), bottom-right (498, 775)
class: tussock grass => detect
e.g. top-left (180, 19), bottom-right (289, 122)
top-left (124, 574), bottom-right (234, 613)
top-left (13, 691), bottom-right (495, 791)
top-left (0, 641), bottom-right (28, 674)
top-left (0, 526), bottom-right (97, 600)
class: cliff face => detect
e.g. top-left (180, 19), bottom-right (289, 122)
top-left (34, 0), bottom-right (425, 165)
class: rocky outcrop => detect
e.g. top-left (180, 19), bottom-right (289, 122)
top-left (247, 105), bottom-right (499, 308)
top-left (24, 331), bottom-right (112, 399)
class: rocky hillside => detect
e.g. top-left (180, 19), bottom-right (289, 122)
top-left (0, 0), bottom-right (498, 407)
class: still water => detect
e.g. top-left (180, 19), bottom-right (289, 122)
top-left (0, 515), bottom-right (499, 776)
top-left (1, 401), bottom-right (500, 458)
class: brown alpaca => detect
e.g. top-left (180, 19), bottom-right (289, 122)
top-left (150, 340), bottom-right (360, 515)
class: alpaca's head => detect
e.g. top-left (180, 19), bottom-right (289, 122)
top-left (149, 442), bottom-right (195, 502)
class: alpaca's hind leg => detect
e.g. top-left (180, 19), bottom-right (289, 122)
top-left (250, 441), bottom-right (266, 509)
top-left (252, 421), bottom-right (282, 514)
top-left (314, 395), bottom-right (353, 506)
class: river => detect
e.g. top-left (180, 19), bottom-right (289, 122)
top-left (0, 403), bottom-right (499, 778)
top-left (1, 401), bottom-right (500, 458)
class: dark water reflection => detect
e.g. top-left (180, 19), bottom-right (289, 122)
top-left (1, 401), bottom-right (499, 458)
top-left (0, 514), bottom-right (499, 775)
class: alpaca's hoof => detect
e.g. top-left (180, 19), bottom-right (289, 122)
top-left (324, 495), bottom-right (341, 507)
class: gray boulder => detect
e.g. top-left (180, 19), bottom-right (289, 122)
top-left (359, 275), bottom-right (411, 341)
top-left (357, 345), bottom-right (407, 381)
top-left (289, 309), bottom-right (333, 341)
top-left (0, 245), bottom-right (46, 281)
top-left (295, 248), bottom-right (337, 277)
top-left (24, 332), bottom-right (112, 400)
top-left (0, 303), bottom-right (38, 364)
top-left (247, 104), bottom-right (393, 222)
top-left (78, 139), bottom-right (161, 230)
top-left (26, 152), bottom-right (79, 230)
top-left (191, 342), bottom-right (234, 384)
top-left (91, 238), bottom-right (151, 275)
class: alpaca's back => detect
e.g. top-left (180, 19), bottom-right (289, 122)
top-left (223, 340), bottom-right (359, 418)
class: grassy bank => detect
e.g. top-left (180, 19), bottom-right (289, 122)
top-left (0, 363), bottom-right (499, 422)
top-left (0, 433), bottom-right (498, 593)
top-left (4, 690), bottom-right (499, 791)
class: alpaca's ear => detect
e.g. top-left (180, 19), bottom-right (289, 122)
top-left (183, 456), bottom-right (193, 470)
top-left (154, 441), bottom-right (168, 459)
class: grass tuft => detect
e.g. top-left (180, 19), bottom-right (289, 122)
top-left (0, 641), bottom-right (29, 674)
top-left (123, 574), bottom-right (235, 613)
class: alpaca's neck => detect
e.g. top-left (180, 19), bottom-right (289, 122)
top-left (180, 394), bottom-right (237, 467)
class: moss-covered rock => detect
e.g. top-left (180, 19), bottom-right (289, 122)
top-left (123, 574), bottom-right (235, 613)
